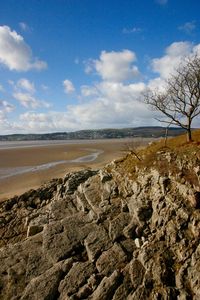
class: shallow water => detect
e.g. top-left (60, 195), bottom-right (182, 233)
top-left (0, 139), bottom-right (124, 149)
top-left (0, 149), bottom-right (103, 180)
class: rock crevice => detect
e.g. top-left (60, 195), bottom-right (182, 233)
top-left (0, 151), bottom-right (200, 299)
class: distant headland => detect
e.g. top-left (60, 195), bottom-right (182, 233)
top-left (0, 126), bottom-right (186, 141)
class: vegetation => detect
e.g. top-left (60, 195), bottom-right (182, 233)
top-left (144, 55), bottom-right (200, 142)
top-left (115, 129), bottom-right (200, 186)
top-left (0, 126), bottom-right (185, 141)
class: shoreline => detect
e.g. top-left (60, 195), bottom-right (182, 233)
top-left (0, 138), bottom-right (153, 201)
top-left (0, 148), bottom-right (103, 180)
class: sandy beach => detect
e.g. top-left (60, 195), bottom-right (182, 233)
top-left (0, 139), bottom-right (124, 200)
top-left (0, 138), bottom-right (152, 201)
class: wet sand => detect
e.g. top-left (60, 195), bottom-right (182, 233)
top-left (0, 138), bottom-right (150, 201)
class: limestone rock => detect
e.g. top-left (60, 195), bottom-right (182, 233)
top-left (0, 148), bottom-right (200, 299)
top-left (84, 225), bottom-right (112, 261)
top-left (21, 262), bottom-right (64, 300)
top-left (96, 243), bottom-right (127, 276)
top-left (58, 261), bottom-right (95, 298)
top-left (89, 270), bottom-right (120, 300)
top-left (109, 212), bottom-right (130, 241)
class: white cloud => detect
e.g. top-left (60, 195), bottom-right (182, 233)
top-left (94, 50), bottom-right (139, 82)
top-left (0, 25), bottom-right (47, 71)
top-left (18, 111), bottom-right (77, 132)
top-left (19, 22), bottom-right (30, 32)
top-left (81, 85), bottom-right (98, 97)
top-left (0, 110), bottom-right (6, 122)
top-left (0, 100), bottom-right (15, 133)
top-left (84, 58), bottom-right (94, 74)
top-left (178, 21), bottom-right (196, 34)
top-left (0, 112), bottom-right (12, 132)
top-left (13, 92), bottom-right (51, 109)
top-left (12, 79), bottom-right (156, 133)
top-left (147, 77), bottom-right (167, 92)
top-left (0, 100), bottom-right (15, 112)
top-left (151, 41), bottom-right (193, 78)
top-left (3, 42), bottom-right (200, 134)
top-left (17, 78), bottom-right (35, 93)
top-left (65, 81), bottom-right (153, 129)
top-left (63, 79), bottom-right (75, 94)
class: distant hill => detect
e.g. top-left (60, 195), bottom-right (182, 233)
top-left (0, 126), bottom-right (186, 141)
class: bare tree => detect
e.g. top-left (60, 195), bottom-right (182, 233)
top-left (122, 139), bottom-right (143, 161)
top-left (144, 55), bottom-right (200, 142)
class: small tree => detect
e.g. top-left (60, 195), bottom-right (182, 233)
top-left (144, 55), bottom-right (200, 142)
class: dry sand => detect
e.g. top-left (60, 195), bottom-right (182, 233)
top-left (0, 138), bottom-right (151, 201)
top-left (0, 139), bottom-right (123, 201)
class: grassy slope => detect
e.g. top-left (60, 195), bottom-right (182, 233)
top-left (112, 129), bottom-right (200, 187)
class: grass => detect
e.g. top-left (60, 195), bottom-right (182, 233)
top-left (111, 129), bottom-right (200, 186)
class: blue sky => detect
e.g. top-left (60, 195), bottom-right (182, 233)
top-left (0, 0), bottom-right (200, 134)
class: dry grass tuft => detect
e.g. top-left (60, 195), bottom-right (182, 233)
top-left (113, 129), bottom-right (200, 186)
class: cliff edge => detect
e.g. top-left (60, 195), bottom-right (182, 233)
top-left (0, 134), bottom-right (200, 300)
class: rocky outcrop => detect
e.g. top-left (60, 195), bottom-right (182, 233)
top-left (0, 151), bottom-right (200, 299)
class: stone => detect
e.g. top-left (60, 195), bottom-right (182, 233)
top-left (74, 190), bottom-right (91, 212)
top-left (58, 261), bottom-right (95, 298)
top-left (27, 225), bottom-right (43, 237)
top-left (123, 219), bottom-right (137, 239)
top-left (96, 243), bottom-right (127, 276)
top-left (64, 170), bottom-right (98, 195)
top-left (84, 225), bottom-right (112, 261)
top-left (112, 284), bottom-right (130, 300)
top-left (82, 175), bottom-right (103, 216)
top-left (99, 169), bottom-right (112, 183)
top-left (43, 212), bottom-right (94, 262)
top-left (129, 259), bottom-right (145, 291)
top-left (1, 143), bottom-right (200, 300)
top-left (120, 239), bottom-right (137, 255)
top-left (109, 212), bottom-right (130, 241)
top-left (20, 262), bottom-right (64, 300)
top-left (89, 271), bottom-right (120, 300)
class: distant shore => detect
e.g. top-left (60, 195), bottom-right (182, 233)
top-left (0, 138), bottom-right (153, 201)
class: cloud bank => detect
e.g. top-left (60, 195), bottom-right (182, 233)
top-left (1, 41), bottom-right (200, 134)
top-left (0, 26), bottom-right (47, 71)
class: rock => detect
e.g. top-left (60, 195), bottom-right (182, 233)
top-left (96, 243), bottom-right (127, 276)
top-left (112, 284), bottom-right (130, 300)
top-left (136, 204), bottom-right (153, 222)
top-left (129, 259), bottom-right (145, 291)
top-left (89, 270), bottom-right (120, 300)
top-left (0, 144), bottom-right (200, 300)
top-left (82, 175), bottom-right (103, 216)
top-left (27, 225), bottom-right (43, 237)
top-left (84, 225), bottom-right (112, 261)
top-left (20, 261), bottom-right (64, 300)
top-left (58, 261), bottom-right (95, 298)
top-left (120, 239), bottom-right (137, 255)
top-left (193, 191), bottom-right (200, 208)
top-left (74, 190), bottom-right (91, 212)
top-left (109, 212), bottom-right (130, 241)
top-left (43, 212), bottom-right (94, 262)
top-left (123, 218), bottom-right (137, 238)
top-left (135, 238), bottom-right (142, 248)
top-left (99, 169), bottom-right (112, 183)
top-left (64, 170), bottom-right (98, 195)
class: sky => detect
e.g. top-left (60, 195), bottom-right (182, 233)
top-left (0, 0), bottom-right (200, 134)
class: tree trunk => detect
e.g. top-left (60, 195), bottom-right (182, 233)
top-left (186, 118), bottom-right (192, 142)
top-left (186, 128), bottom-right (192, 142)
